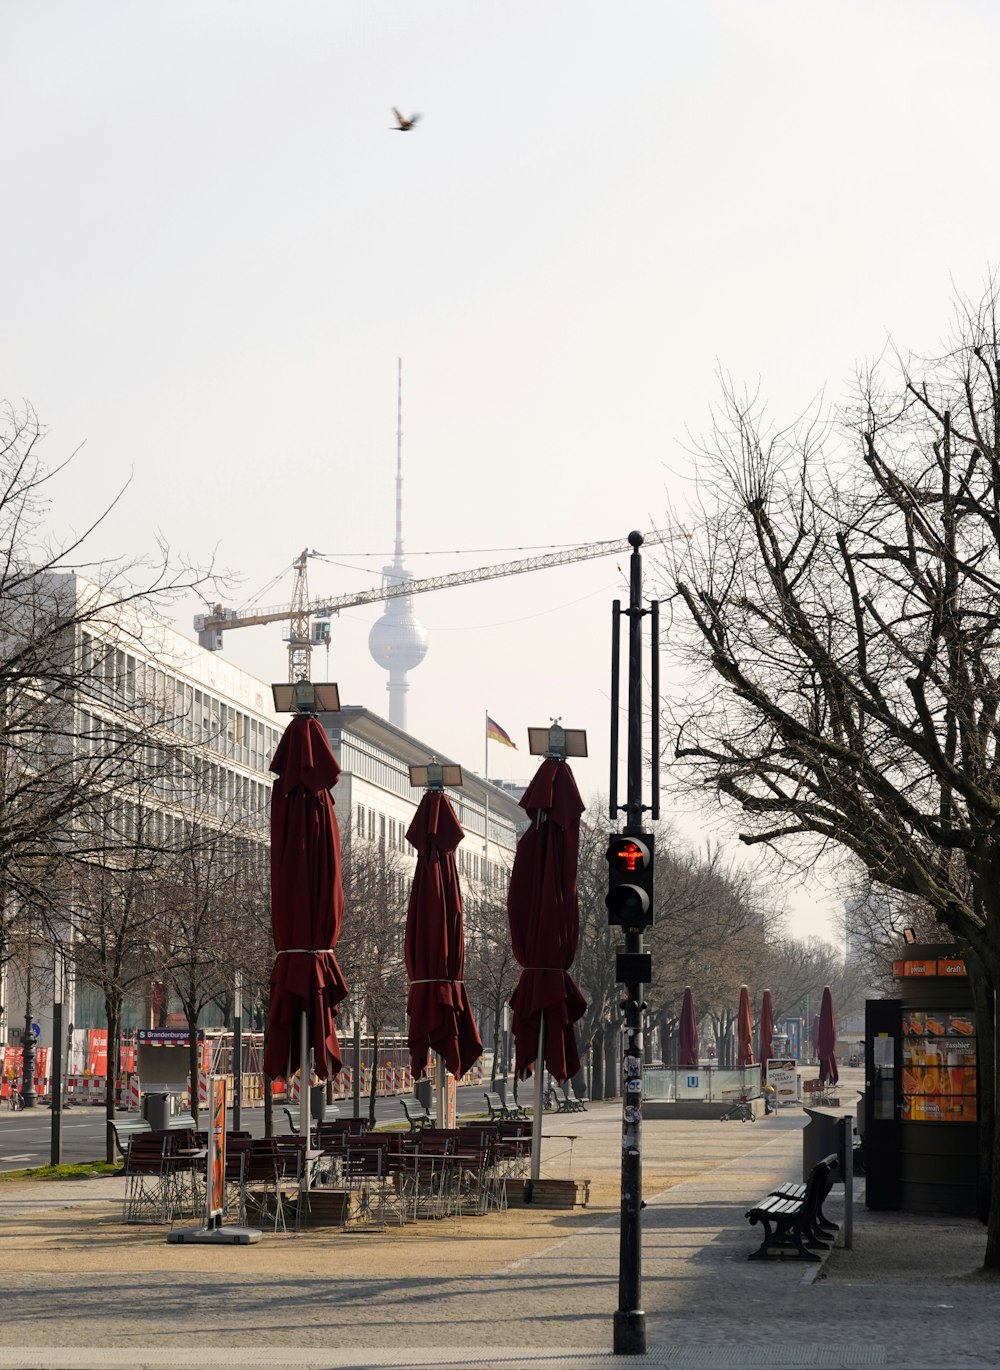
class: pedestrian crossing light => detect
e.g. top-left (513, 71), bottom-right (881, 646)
top-left (606, 832), bottom-right (655, 929)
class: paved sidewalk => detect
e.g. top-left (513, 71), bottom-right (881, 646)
top-left (0, 1099), bottom-right (996, 1369)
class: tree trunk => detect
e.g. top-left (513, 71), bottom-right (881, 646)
top-left (367, 1026), bottom-right (379, 1126)
top-left (965, 941), bottom-right (999, 1268)
top-left (186, 1005), bottom-right (200, 1124)
top-left (103, 994), bottom-right (121, 1164)
top-left (591, 1034), bottom-right (604, 1101)
top-left (263, 1074), bottom-right (273, 1139)
top-left (659, 1011), bottom-right (674, 1068)
top-left (603, 1019), bottom-right (619, 1098)
top-left (490, 991), bottom-right (501, 1089)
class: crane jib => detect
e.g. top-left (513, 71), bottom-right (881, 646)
top-left (194, 528), bottom-right (683, 640)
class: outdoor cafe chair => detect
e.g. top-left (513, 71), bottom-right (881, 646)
top-left (494, 1120), bottom-right (532, 1179)
top-left (244, 1140), bottom-right (300, 1234)
top-left (162, 1130), bottom-right (206, 1223)
top-left (317, 1118), bottom-right (367, 1145)
top-left (396, 1134), bottom-right (457, 1221)
top-left (275, 1134), bottom-right (323, 1227)
top-left (341, 1145), bottom-right (405, 1230)
top-left (224, 1136), bottom-right (252, 1226)
top-left (455, 1127), bottom-right (505, 1214)
top-left (122, 1132), bottom-right (172, 1225)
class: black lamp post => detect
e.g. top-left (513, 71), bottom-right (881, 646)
top-left (20, 952), bottom-right (37, 1108)
top-left (50, 944), bottom-right (64, 1163)
top-left (233, 971), bottom-right (243, 1134)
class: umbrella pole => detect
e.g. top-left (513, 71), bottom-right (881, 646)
top-left (435, 1053), bottom-right (446, 1128)
top-left (529, 1013), bottom-right (545, 1189)
top-left (299, 1012), bottom-right (312, 1191)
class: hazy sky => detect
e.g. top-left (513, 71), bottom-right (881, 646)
top-left (3, 2), bottom-right (999, 944)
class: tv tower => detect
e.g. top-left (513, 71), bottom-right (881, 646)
top-left (368, 359), bottom-right (429, 731)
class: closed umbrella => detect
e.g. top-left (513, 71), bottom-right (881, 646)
top-left (678, 986), bottom-right (698, 1068)
top-left (736, 984), bottom-right (754, 1069)
top-left (507, 756), bottom-right (587, 1187)
top-left (817, 985), bottom-right (838, 1086)
top-left (758, 989), bottom-right (775, 1082)
top-left (405, 788), bottom-right (482, 1123)
top-left (264, 714), bottom-right (349, 1136)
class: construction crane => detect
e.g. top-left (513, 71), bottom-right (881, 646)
top-left (194, 529), bottom-right (682, 682)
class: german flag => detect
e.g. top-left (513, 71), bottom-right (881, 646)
top-left (486, 716), bottom-right (516, 749)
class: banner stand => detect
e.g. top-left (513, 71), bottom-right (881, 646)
top-left (168, 1076), bottom-right (261, 1246)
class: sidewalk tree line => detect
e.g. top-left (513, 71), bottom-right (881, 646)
top-left (0, 397), bottom-right (885, 1166)
top-left (668, 279), bottom-right (1000, 1268)
top-left (571, 817), bottom-right (865, 1095)
top-left (0, 394), bottom-right (860, 1102)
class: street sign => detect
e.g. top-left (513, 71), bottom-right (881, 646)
top-left (30, 1022), bottom-right (40, 1040)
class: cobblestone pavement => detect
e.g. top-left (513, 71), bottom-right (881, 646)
top-left (0, 1094), bottom-right (996, 1369)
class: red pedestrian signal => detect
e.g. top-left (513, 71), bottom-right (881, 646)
top-left (606, 832), bottom-right (655, 929)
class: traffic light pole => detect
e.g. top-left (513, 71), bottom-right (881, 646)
top-left (610, 531), bottom-right (659, 1356)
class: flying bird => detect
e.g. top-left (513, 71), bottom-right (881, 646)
top-left (392, 108), bottom-right (421, 132)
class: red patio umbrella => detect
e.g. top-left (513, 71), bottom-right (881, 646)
top-left (817, 985), bottom-right (838, 1086)
top-left (758, 989), bottom-right (775, 1082)
top-left (736, 984), bottom-right (754, 1068)
top-left (507, 758), bottom-right (587, 1086)
top-left (678, 986), bottom-right (699, 1068)
top-left (404, 789), bottom-right (483, 1091)
top-left (263, 714), bottom-right (349, 1087)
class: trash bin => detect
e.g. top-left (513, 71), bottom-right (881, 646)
top-left (310, 1084), bottom-right (326, 1124)
top-left (854, 1093), bottom-right (866, 1176)
top-left (142, 1092), bottom-right (170, 1131)
top-left (802, 1106), bottom-right (841, 1181)
top-left (414, 1077), bottom-right (432, 1111)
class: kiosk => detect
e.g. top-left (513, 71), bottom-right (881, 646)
top-left (864, 944), bottom-right (978, 1215)
top-left (136, 1028), bottom-right (204, 1117)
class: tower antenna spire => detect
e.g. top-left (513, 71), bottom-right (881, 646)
top-left (394, 356), bottom-right (404, 569)
top-left (368, 356), bottom-right (429, 731)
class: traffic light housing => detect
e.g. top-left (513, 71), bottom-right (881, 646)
top-left (606, 831), bottom-right (655, 929)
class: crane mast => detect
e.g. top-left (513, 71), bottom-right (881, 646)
top-left (194, 528), bottom-right (682, 679)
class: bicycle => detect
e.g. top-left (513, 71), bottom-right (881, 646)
top-left (6, 1084), bottom-right (24, 1112)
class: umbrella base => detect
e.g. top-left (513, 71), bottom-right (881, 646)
top-left (167, 1225), bottom-right (262, 1245)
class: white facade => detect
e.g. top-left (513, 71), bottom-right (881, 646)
top-left (323, 705), bottom-right (523, 884)
top-left (1, 574), bottom-right (281, 1048)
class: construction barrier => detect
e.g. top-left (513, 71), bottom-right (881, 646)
top-left (66, 1074), bottom-right (106, 1105)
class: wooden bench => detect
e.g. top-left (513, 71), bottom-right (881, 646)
top-left (484, 1090), bottom-right (528, 1122)
top-left (282, 1103), bottom-right (339, 1134)
top-left (108, 1117), bottom-right (151, 1158)
top-left (553, 1087), bottom-right (588, 1114)
top-left (400, 1097), bottom-right (432, 1131)
top-left (745, 1154), bottom-right (840, 1260)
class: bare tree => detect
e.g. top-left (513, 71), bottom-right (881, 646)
top-left (0, 401), bottom-right (213, 1043)
top-left (464, 880), bottom-right (519, 1088)
top-left (670, 281), bottom-right (1000, 1264)
top-left (157, 785), bottom-right (268, 1122)
top-left (338, 834), bottom-right (406, 1124)
top-left (69, 803), bottom-right (163, 1161)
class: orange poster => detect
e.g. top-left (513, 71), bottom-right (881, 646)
top-left (87, 1030), bottom-right (108, 1077)
top-left (937, 958), bottom-right (967, 976)
top-left (208, 1076), bottom-right (227, 1221)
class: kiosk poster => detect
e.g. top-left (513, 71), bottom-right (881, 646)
top-left (901, 1011), bottom-right (977, 1122)
top-left (208, 1076), bottom-right (227, 1220)
top-left (766, 1059), bottom-right (799, 1106)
